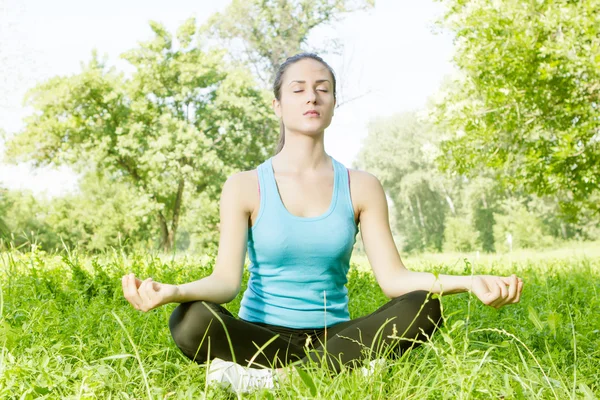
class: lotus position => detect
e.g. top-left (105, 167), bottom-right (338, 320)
top-left (122, 52), bottom-right (524, 394)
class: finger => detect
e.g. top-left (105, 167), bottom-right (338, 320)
top-left (509, 274), bottom-right (518, 299)
top-left (499, 276), bottom-right (512, 286)
top-left (491, 279), bottom-right (508, 308)
top-left (128, 275), bottom-right (144, 310)
top-left (514, 279), bottom-right (524, 303)
top-left (487, 279), bottom-right (502, 308)
top-left (127, 274), bottom-right (144, 310)
top-left (497, 277), bottom-right (509, 303)
top-left (138, 278), bottom-right (154, 310)
top-left (127, 272), bottom-right (143, 289)
top-left (499, 275), bottom-right (518, 308)
top-left (500, 275), bottom-right (518, 286)
top-left (145, 279), bottom-right (161, 306)
top-left (122, 275), bottom-right (138, 309)
top-left (142, 278), bottom-right (160, 310)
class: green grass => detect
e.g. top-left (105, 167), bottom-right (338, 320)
top-left (1, 245), bottom-right (599, 399)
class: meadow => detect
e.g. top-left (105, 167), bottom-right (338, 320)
top-left (1, 243), bottom-right (599, 399)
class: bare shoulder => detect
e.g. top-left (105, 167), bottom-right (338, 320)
top-left (222, 169), bottom-right (259, 214)
top-left (348, 168), bottom-right (379, 184)
top-left (347, 168), bottom-right (383, 217)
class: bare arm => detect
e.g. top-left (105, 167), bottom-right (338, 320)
top-left (175, 172), bottom-right (250, 304)
top-left (174, 274), bottom-right (238, 304)
top-left (355, 171), bottom-right (523, 309)
top-left (122, 171), bottom-right (251, 311)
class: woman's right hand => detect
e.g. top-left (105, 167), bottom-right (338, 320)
top-left (122, 273), bottom-right (180, 312)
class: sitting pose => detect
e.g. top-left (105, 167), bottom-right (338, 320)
top-left (122, 52), bottom-right (524, 394)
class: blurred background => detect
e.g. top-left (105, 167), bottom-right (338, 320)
top-left (1, 0), bottom-right (598, 256)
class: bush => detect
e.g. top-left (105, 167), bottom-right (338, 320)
top-left (493, 199), bottom-right (554, 252)
top-left (443, 216), bottom-right (479, 252)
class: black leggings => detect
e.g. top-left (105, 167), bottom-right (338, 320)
top-left (168, 290), bottom-right (442, 374)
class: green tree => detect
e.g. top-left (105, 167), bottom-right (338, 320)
top-left (492, 198), bottom-right (555, 252)
top-left (443, 215), bottom-right (479, 253)
top-left (44, 173), bottom-right (158, 252)
top-left (4, 18), bottom-right (276, 251)
top-left (462, 176), bottom-right (503, 252)
top-left (432, 0), bottom-right (600, 218)
top-left (0, 187), bottom-right (54, 249)
top-left (355, 111), bottom-right (459, 252)
top-left (200, 0), bottom-right (375, 86)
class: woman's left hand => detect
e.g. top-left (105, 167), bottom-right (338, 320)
top-left (470, 274), bottom-right (523, 309)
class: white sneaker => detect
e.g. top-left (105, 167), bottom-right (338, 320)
top-left (206, 358), bottom-right (277, 394)
top-left (359, 358), bottom-right (387, 377)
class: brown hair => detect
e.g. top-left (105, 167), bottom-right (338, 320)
top-left (272, 52), bottom-right (337, 155)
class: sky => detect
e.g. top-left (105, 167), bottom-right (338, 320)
top-left (0, 0), bottom-right (456, 198)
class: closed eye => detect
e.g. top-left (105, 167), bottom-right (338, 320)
top-left (293, 90), bottom-right (328, 93)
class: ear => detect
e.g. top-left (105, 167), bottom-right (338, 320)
top-left (272, 98), bottom-right (281, 119)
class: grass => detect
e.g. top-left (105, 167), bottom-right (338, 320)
top-left (0, 243), bottom-right (599, 399)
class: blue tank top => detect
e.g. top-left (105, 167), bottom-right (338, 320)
top-left (238, 155), bottom-right (359, 328)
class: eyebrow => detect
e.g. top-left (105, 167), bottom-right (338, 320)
top-left (288, 79), bottom-right (331, 85)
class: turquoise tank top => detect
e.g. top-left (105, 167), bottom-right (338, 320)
top-left (238, 155), bottom-right (359, 328)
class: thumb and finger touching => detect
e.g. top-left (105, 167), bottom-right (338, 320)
top-left (121, 273), bottom-right (162, 312)
top-left (139, 278), bottom-right (162, 311)
top-left (484, 274), bottom-right (523, 308)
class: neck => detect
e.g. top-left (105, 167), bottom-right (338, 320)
top-left (273, 129), bottom-right (330, 174)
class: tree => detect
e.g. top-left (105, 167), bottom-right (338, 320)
top-left (0, 187), bottom-right (53, 249)
top-left (431, 0), bottom-right (600, 218)
top-left (199, 0), bottom-right (375, 104)
top-left (4, 3), bottom-right (379, 253)
top-left (4, 18), bottom-right (277, 251)
top-left (355, 111), bottom-right (459, 252)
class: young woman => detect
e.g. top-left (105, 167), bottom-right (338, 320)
top-left (122, 53), bottom-right (524, 394)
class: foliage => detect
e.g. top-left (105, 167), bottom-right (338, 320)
top-left (200, 0), bottom-right (375, 85)
top-left (492, 198), bottom-right (556, 252)
top-left (0, 176), bottom-right (158, 252)
top-left (443, 216), bottom-right (479, 253)
top-left (355, 111), bottom-right (458, 252)
top-left (45, 173), bottom-right (158, 252)
top-left (0, 188), bottom-right (53, 249)
top-left (432, 0), bottom-right (600, 218)
top-left (354, 108), bottom-right (598, 254)
top-left (3, 2), bottom-right (376, 253)
top-left (1, 247), bottom-right (599, 398)
top-left (4, 18), bottom-right (276, 251)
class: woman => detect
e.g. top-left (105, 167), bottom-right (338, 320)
top-left (122, 52), bottom-right (524, 394)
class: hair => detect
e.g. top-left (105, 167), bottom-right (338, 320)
top-left (272, 52), bottom-right (337, 155)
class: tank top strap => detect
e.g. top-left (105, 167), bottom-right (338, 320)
top-left (253, 161), bottom-right (272, 229)
top-left (331, 157), bottom-right (355, 220)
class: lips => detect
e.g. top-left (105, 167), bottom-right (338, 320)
top-left (304, 110), bottom-right (320, 116)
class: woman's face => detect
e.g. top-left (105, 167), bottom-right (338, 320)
top-left (273, 58), bottom-right (336, 136)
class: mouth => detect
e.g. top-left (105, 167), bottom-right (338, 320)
top-left (304, 111), bottom-right (320, 116)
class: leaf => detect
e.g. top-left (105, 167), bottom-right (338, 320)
top-left (263, 392), bottom-right (275, 400)
top-left (451, 319), bottom-right (466, 331)
top-left (294, 366), bottom-right (317, 397)
top-left (94, 354), bottom-right (135, 362)
top-left (34, 386), bottom-right (51, 395)
top-left (528, 305), bottom-right (545, 332)
top-left (578, 382), bottom-right (596, 399)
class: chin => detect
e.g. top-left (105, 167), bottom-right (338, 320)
top-left (301, 126), bottom-right (328, 136)
top-left (303, 120), bottom-right (331, 131)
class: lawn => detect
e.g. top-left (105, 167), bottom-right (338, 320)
top-left (1, 244), bottom-right (599, 399)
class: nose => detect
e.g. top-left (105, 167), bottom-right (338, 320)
top-left (306, 89), bottom-right (317, 103)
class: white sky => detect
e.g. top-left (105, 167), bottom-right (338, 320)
top-left (0, 0), bottom-right (456, 198)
